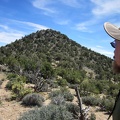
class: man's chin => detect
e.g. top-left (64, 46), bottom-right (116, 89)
top-left (113, 61), bottom-right (120, 73)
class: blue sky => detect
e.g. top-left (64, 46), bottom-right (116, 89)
top-left (0, 0), bottom-right (120, 58)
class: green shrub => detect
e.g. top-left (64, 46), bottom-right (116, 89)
top-left (82, 96), bottom-right (101, 106)
top-left (6, 74), bottom-right (31, 101)
top-left (11, 80), bottom-right (32, 100)
top-left (11, 87), bottom-right (32, 101)
top-left (82, 96), bottom-right (114, 113)
top-left (7, 78), bottom-right (32, 101)
top-left (60, 87), bottom-right (70, 93)
top-left (39, 83), bottom-right (48, 92)
top-left (101, 97), bottom-right (114, 112)
top-left (51, 95), bottom-right (65, 105)
top-left (89, 113), bottom-right (96, 120)
top-left (7, 73), bottom-right (18, 80)
top-left (18, 105), bottom-right (74, 120)
top-left (65, 103), bottom-right (79, 119)
top-left (49, 89), bottom-right (74, 102)
top-left (7, 73), bottom-right (26, 83)
top-left (57, 78), bottom-right (67, 86)
top-left (5, 81), bottom-right (12, 90)
top-left (63, 91), bottom-right (74, 102)
top-left (49, 81), bottom-right (58, 88)
top-left (49, 90), bottom-right (62, 98)
top-left (22, 93), bottom-right (44, 107)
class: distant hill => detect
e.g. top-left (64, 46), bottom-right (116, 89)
top-left (0, 29), bottom-right (118, 82)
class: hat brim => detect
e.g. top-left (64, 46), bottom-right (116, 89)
top-left (104, 22), bottom-right (120, 40)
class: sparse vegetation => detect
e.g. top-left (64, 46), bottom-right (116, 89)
top-left (82, 96), bottom-right (101, 106)
top-left (82, 95), bottom-right (114, 113)
top-left (63, 90), bottom-right (74, 102)
top-left (18, 105), bottom-right (74, 120)
top-left (65, 103), bottom-right (80, 119)
top-left (6, 74), bottom-right (32, 100)
top-left (89, 113), bottom-right (96, 120)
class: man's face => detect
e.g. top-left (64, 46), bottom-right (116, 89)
top-left (113, 40), bottom-right (120, 73)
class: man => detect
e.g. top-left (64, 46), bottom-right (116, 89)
top-left (104, 22), bottom-right (120, 120)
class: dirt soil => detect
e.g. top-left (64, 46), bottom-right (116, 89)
top-left (0, 72), bottom-right (112, 120)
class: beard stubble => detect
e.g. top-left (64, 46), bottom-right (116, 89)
top-left (113, 61), bottom-right (120, 73)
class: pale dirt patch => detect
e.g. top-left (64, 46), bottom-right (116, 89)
top-left (0, 101), bottom-right (32, 120)
top-left (0, 72), bottom-right (33, 120)
top-left (89, 106), bottom-right (112, 120)
top-left (43, 99), bottom-right (51, 106)
top-left (0, 72), bottom-right (6, 80)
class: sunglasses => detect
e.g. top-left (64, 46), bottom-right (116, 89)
top-left (110, 41), bottom-right (116, 48)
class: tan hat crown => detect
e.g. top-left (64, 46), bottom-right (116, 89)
top-left (104, 22), bottom-right (120, 40)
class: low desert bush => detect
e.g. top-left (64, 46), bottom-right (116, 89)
top-left (5, 81), bottom-right (12, 90)
top-left (22, 93), bottom-right (44, 107)
top-left (57, 78), bottom-right (67, 86)
top-left (82, 96), bottom-right (101, 106)
top-left (6, 74), bottom-right (32, 100)
top-left (101, 97), bottom-right (114, 112)
top-left (65, 103), bottom-right (80, 119)
top-left (49, 90), bottom-right (62, 98)
top-left (82, 95), bottom-right (115, 113)
top-left (89, 113), bottom-right (96, 120)
top-left (18, 104), bottom-right (74, 120)
top-left (49, 89), bottom-right (74, 102)
top-left (63, 91), bottom-right (74, 101)
top-left (11, 80), bottom-right (32, 100)
top-left (7, 73), bottom-right (18, 80)
top-left (51, 95), bottom-right (65, 105)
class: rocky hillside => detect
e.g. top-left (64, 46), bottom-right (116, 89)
top-left (0, 29), bottom-right (115, 81)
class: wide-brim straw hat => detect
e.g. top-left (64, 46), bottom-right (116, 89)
top-left (104, 22), bottom-right (120, 40)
